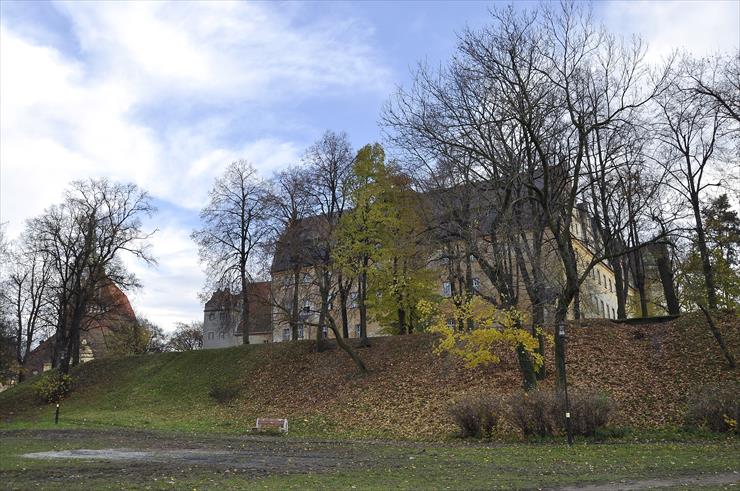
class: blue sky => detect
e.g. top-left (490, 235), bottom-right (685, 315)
top-left (1, 0), bottom-right (738, 330)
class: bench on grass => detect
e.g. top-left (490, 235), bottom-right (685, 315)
top-left (253, 418), bottom-right (288, 434)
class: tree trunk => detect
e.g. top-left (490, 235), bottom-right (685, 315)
top-left (326, 315), bottom-right (367, 374)
top-left (697, 304), bottom-right (735, 368)
top-left (655, 242), bottom-right (680, 315)
top-left (359, 257), bottom-right (369, 346)
top-left (397, 308), bottom-right (407, 335)
top-left (338, 274), bottom-right (350, 339)
top-left (614, 257), bottom-right (628, 319)
top-left (691, 195), bottom-right (718, 309)
top-left (240, 275), bottom-right (251, 345)
top-left (516, 345), bottom-right (537, 391)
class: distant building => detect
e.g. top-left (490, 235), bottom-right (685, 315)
top-left (24, 280), bottom-right (138, 377)
top-left (268, 194), bottom-right (639, 343)
top-left (202, 282), bottom-right (273, 348)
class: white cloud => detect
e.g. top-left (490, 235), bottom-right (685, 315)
top-left (602, 1), bottom-right (739, 64)
top-left (1, 1), bottom-right (390, 327)
top-left (55, 1), bottom-right (391, 103)
top-left (123, 226), bottom-right (205, 331)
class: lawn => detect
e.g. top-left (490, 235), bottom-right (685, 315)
top-left (1, 428), bottom-right (738, 490)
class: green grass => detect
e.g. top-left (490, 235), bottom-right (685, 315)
top-left (1, 345), bottom-right (266, 433)
top-left (1, 429), bottom-right (738, 490)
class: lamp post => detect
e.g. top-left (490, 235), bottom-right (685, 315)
top-left (558, 321), bottom-right (574, 446)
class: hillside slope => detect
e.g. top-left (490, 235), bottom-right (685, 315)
top-left (0, 313), bottom-right (737, 440)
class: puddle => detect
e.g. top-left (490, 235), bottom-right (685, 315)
top-left (24, 449), bottom-right (153, 461)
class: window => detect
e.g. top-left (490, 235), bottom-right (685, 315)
top-left (472, 277), bottom-right (480, 290)
top-left (209, 312), bottom-right (215, 321)
top-left (282, 328), bottom-right (290, 341)
top-left (442, 282), bottom-right (452, 297)
top-left (597, 270), bottom-right (601, 285)
top-left (354, 323), bottom-right (361, 338)
top-left (321, 325), bottom-right (328, 338)
top-left (350, 292), bottom-right (359, 308)
top-left (302, 273), bottom-right (311, 284)
top-left (600, 300), bottom-right (605, 317)
top-left (611, 307), bottom-right (616, 319)
top-left (608, 278), bottom-right (612, 293)
top-left (219, 332), bottom-right (225, 339)
top-left (298, 323), bottom-right (304, 339)
top-left (303, 300), bottom-right (312, 311)
top-left (208, 332), bottom-right (214, 340)
top-left (446, 319), bottom-right (456, 328)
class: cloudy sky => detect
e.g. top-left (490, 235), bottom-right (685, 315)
top-left (1, 0), bottom-right (737, 331)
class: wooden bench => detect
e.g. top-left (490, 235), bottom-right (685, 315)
top-left (253, 418), bottom-right (288, 434)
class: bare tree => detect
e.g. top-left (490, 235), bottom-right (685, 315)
top-left (653, 60), bottom-right (735, 310)
top-left (265, 166), bottom-right (314, 341)
top-left (689, 52), bottom-right (740, 124)
top-left (28, 179), bottom-right (156, 373)
top-left (386, 3), bottom-right (672, 389)
top-left (192, 161), bottom-right (269, 345)
top-left (303, 131), bottom-right (355, 345)
top-left (0, 239), bottom-right (53, 381)
top-left (167, 321), bottom-right (204, 351)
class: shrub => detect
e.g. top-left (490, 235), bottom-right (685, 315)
top-left (568, 389), bottom-right (615, 437)
top-left (509, 388), bottom-right (615, 437)
top-left (208, 383), bottom-right (240, 404)
top-left (685, 382), bottom-right (739, 434)
top-left (509, 389), bottom-right (559, 437)
top-left (448, 395), bottom-right (504, 438)
top-left (32, 372), bottom-right (73, 404)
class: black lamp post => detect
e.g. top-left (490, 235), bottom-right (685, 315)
top-left (558, 321), bottom-right (574, 446)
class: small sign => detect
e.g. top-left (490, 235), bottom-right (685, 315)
top-left (565, 412), bottom-right (571, 418)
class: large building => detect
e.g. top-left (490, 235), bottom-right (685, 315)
top-left (201, 187), bottom-right (638, 348)
top-left (266, 197), bottom-right (637, 343)
top-left (201, 282), bottom-right (273, 348)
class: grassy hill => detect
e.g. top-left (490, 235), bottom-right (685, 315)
top-left (0, 312), bottom-right (737, 440)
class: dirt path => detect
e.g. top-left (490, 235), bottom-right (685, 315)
top-left (559, 471), bottom-right (740, 490)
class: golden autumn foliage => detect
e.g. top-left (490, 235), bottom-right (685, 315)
top-left (419, 296), bottom-right (543, 370)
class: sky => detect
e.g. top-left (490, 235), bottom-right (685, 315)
top-left (1, 0), bottom-right (738, 332)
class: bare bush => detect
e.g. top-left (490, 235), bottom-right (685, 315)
top-left (509, 390), bottom-right (560, 437)
top-left (509, 389), bottom-right (615, 437)
top-left (448, 395), bottom-right (504, 438)
top-left (685, 382), bottom-right (739, 433)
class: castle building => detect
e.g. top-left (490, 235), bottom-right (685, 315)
top-left (201, 282), bottom-right (273, 348)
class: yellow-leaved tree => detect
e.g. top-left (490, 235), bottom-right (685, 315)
top-left (419, 296), bottom-right (546, 389)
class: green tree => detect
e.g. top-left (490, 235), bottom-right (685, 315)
top-left (366, 171), bottom-right (437, 334)
top-left (333, 144), bottom-right (390, 345)
top-left (678, 194), bottom-right (740, 311)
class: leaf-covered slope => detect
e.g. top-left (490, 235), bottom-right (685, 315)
top-left (0, 312), bottom-right (737, 439)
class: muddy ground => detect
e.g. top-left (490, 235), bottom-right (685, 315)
top-left (1, 428), bottom-right (393, 489)
top-left (2, 428), bottom-right (738, 490)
